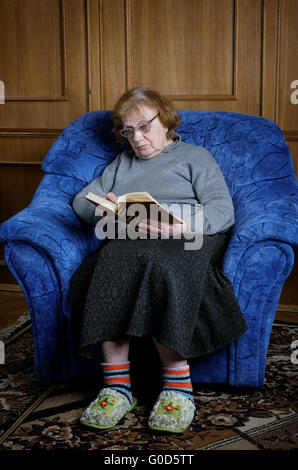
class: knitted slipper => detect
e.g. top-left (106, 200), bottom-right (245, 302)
top-left (148, 390), bottom-right (195, 433)
top-left (80, 388), bottom-right (138, 430)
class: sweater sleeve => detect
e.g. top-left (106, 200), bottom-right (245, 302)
top-left (189, 148), bottom-right (235, 235)
top-left (72, 155), bottom-right (121, 226)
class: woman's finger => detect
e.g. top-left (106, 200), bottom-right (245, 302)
top-left (105, 192), bottom-right (118, 203)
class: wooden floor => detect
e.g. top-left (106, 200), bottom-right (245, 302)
top-left (0, 289), bottom-right (297, 331)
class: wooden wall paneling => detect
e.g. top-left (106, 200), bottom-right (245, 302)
top-left (0, 132), bottom-right (59, 164)
top-left (100, 0), bottom-right (127, 109)
top-left (110, 0), bottom-right (263, 114)
top-left (0, 165), bottom-right (44, 222)
top-left (277, 0), bottom-right (298, 177)
top-left (86, 0), bottom-right (101, 110)
top-left (0, 163), bottom-right (44, 265)
top-left (275, 0), bottom-right (298, 310)
top-left (0, 0), bottom-right (64, 100)
top-left (0, 0), bottom-right (89, 129)
top-left (226, 0), bottom-right (262, 115)
top-left (0, 131), bottom-right (59, 227)
top-left (277, 0), bottom-right (298, 134)
top-left (127, 0), bottom-right (236, 98)
top-left (262, 0), bottom-right (279, 121)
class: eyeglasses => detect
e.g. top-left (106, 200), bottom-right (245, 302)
top-left (119, 113), bottom-right (160, 139)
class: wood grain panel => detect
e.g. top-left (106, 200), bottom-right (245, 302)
top-left (262, 0), bottom-right (279, 121)
top-left (0, 134), bottom-right (58, 164)
top-left (0, 165), bottom-right (43, 223)
top-left (100, 0), bottom-right (127, 109)
top-left (0, 0), bottom-right (65, 100)
top-left (86, 0), bottom-right (101, 110)
top-left (101, 0), bottom-right (262, 113)
top-left (277, 0), bottom-right (298, 132)
top-left (127, 0), bottom-right (235, 98)
top-left (0, 0), bottom-right (88, 129)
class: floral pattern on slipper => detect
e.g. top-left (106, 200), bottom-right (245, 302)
top-left (80, 388), bottom-right (137, 429)
top-left (148, 390), bottom-right (195, 433)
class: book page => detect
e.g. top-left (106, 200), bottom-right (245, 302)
top-left (85, 192), bottom-right (116, 212)
top-left (118, 192), bottom-right (183, 224)
top-left (117, 192), bottom-right (157, 204)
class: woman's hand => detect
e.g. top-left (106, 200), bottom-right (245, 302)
top-left (96, 192), bottom-right (118, 218)
top-left (105, 192), bottom-right (118, 203)
top-left (137, 218), bottom-right (186, 237)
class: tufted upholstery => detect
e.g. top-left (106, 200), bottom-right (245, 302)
top-left (1, 110), bottom-right (297, 385)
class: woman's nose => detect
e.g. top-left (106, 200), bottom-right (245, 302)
top-left (133, 129), bottom-right (144, 141)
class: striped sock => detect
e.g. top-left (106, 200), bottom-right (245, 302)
top-left (101, 361), bottom-right (132, 404)
top-left (162, 365), bottom-right (194, 402)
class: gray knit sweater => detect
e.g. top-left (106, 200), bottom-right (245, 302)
top-left (72, 135), bottom-right (235, 235)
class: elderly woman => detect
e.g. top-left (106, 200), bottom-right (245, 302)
top-left (71, 87), bottom-right (247, 433)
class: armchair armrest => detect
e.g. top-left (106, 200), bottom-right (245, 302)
top-left (0, 175), bottom-right (101, 317)
top-left (222, 185), bottom-right (297, 386)
top-left (223, 187), bottom-right (298, 281)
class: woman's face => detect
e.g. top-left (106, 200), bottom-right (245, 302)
top-left (123, 105), bottom-right (173, 159)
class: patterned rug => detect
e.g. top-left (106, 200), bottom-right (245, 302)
top-left (0, 313), bottom-right (297, 451)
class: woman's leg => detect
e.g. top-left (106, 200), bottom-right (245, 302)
top-left (100, 337), bottom-right (132, 402)
top-left (152, 336), bottom-right (188, 368)
top-left (152, 336), bottom-right (193, 401)
top-left (101, 338), bottom-right (130, 363)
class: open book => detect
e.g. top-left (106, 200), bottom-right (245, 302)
top-left (85, 191), bottom-right (184, 225)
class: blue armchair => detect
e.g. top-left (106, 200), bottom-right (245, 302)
top-left (1, 110), bottom-right (297, 386)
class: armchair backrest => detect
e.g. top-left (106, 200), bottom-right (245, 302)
top-left (42, 110), bottom-right (296, 200)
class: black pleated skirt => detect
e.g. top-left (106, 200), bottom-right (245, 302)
top-left (70, 233), bottom-right (247, 360)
